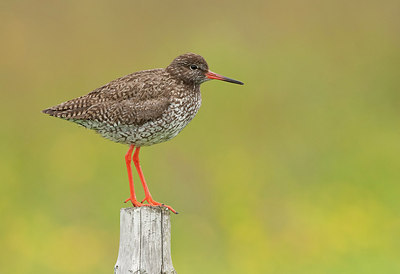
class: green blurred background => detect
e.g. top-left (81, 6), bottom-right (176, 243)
top-left (1, 0), bottom-right (400, 273)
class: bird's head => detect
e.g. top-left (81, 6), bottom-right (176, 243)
top-left (166, 53), bottom-right (244, 86)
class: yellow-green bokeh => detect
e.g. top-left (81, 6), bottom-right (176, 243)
top-left (1, 0), bottom-right (400, 273)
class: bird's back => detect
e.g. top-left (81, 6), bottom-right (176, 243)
top-left (43, 69), bottom-right (173, 125)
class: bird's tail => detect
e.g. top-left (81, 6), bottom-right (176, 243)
top-left (42, 98), bottom-right (90, 119)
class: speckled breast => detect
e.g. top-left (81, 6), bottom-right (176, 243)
top-left (94, 91), bottom-right (202, 146)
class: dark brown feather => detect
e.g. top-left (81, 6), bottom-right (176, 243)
top-left (42, 69), bottom-right (173, 125)
top-left (80, 97), bottom-right (170, 125)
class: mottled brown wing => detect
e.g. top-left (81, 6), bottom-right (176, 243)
top-left (80, 97), bottom-right (170, 125)
top-left (42, 69), bottom-right (172, 125)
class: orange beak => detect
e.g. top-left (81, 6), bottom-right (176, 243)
top-left (206, 71), bottom-right (244, 85)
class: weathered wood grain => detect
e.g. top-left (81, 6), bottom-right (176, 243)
top-left (114, 206), bottom-right (176, 274)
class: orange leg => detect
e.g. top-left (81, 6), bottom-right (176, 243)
top-left (123, 145), bottom-right (145, 207)
top-left (133, 147), bottom-right (178, 214)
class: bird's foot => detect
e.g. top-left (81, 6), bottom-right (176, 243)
top-left (124, 197), bottom-right (147, 207)
top-left (141, 196), bottom-right (178, 214)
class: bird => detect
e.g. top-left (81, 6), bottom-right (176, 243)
top-left (42, 53), bottom-right (244, 214)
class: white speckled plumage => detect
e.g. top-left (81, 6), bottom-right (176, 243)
top-left (73, 91), bottom-right (202, 146)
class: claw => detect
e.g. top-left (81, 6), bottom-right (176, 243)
top-left (124, 197), bottom-right (145, 207)
top-left (141, 196), bottom-right (178, 214)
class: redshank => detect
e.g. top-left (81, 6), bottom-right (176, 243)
top-left (42, 53), bottom-right (244, 213)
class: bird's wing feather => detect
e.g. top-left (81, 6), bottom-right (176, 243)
top-left (81, 97), bottom-right (170, 125)
top-left (42, 69), bottom-right (173, 125)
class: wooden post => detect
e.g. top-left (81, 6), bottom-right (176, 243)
top-left (114, 206), bottom-right (177, 274)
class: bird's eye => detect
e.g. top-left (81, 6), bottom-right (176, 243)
top-left (190, 65), bottom-right (198, 70)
